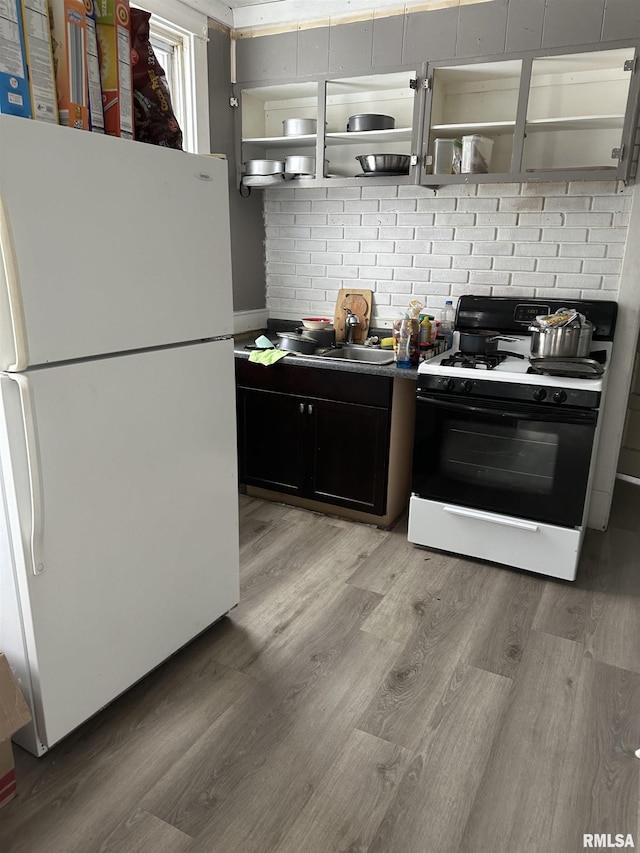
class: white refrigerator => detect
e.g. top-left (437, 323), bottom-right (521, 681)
top-left (0, 115), bottom-right (240, 756)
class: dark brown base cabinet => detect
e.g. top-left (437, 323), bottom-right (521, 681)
top-left (235, 358), bottom-right (415, 525)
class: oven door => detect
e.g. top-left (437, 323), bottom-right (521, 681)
top-left (412, 393), bottom-right (598, 528)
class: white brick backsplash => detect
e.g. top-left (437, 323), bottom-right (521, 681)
top-left (263, 182), bottom-right (628, 320)
top-left (475, 242), bottom-right (515, 256)
top-left (344, 227), bottom-right (379, 239)
top-left (455, 227), bottom-right (497, 242)
top-left (500, 197), bottom-right (544, 212)
top-left (393, 267), bottom-right (431, 281)
top-left (346, 199), bottom-right (379, 212)
top-left (455, 255), bottom-right (493, 270)
top-left (380, 226), bottom-right (416, 239)
top-left (583, 258), bottom-right (623, 275)
top-left (511, 272), bottom-right (556, 288)
top-left (328, 213), bottom-right (362, 226)
top-left (493, 257), bottom-right (536, 271)
top-left (327, 265), bottom-right (359, 278)
top-left (559, 243), bottom-right (605, 257)
top-left (475, 213), bottom-right (518, 227)
top-left (556, 274), bottom-right (602, 289)
top-left (431, 271), bottom-right (469, 285)
top-left (312, 200), bottom-right (345, 213)
top-left (415, 226), bottom-right (455, 241)
top-left (417, 197), bottom-right (457, 211)
top-left (361, 185), bottom-right (398, 198)
top-left (536, 258), bottom-right (582, 273)
top-left (362, 213), bottom-right (397, 226)
top-left (470, 271), bottom-right (512, 286)
top-left (311, 252), bottom-right (342, 265)
top-left (414, 254), bottom-right (453, 268)
top-left (380, 198), bottom-right (418, 212)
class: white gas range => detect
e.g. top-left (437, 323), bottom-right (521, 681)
top-left (408, 295), bottom-right (618, 581)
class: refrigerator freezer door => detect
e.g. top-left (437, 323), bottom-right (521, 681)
top-left (0, 115), bottom-right (233, 370)
top-left (0, 339), bottom-right (239, 753)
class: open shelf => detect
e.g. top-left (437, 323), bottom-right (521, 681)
top-left (326, 127), bottom-right (413, 145)
top-left (525, 114), bottom-right (626, 132)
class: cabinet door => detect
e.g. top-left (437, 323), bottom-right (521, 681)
top-left (421, 57), bottom-right (523, 183)
top-left (236, 387), bottom-right (306, 494)
top-left (521, 46), bottom-right (638, 179)
top-left (308, 399), bottom-right (390, 514)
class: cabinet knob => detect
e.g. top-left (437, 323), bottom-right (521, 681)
top-left (308, 403), bottom-right (314, 415)
top-left (299, 403), bottom-right (305, 414)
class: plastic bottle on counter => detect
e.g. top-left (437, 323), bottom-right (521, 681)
top-left (419, 314), bottom-right (431, 347)
top-left (440, 300), bottom-right (455, 349)
top-left (396, 318), bottom-right (412, 369)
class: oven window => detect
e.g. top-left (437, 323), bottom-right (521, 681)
top-left (442, 420), bottom-right (559, 495)
top-left (412, 396), bottom-right (597, 528)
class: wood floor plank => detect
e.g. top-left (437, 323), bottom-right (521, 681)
top-left (357, 557), bottom-right (502, 749)
top-left (273, 729), bottom-right (413, 853)
top-left (0, 636), bottom-right (252, 853)
top-left (465, 569), bottom-right (544, 679)
top-left (346, 516), bottom-right (418, 595)
top-left (459, 630), bottom-right (584, 853)
top-left (142, 629), bottom-right (402, 851)
top-left (97, 808), bottom-right (193, 853)
top-left (367, 663), bottom-right (512, 853)
top-left (547, 659), bottom-right (640, 853)
top-left (358, 549), bottom-right (455, 645)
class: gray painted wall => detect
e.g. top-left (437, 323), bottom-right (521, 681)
top-left (235, 0), bottom-right (640, 83)
top-left (207, 24), bottom-right (266, 312)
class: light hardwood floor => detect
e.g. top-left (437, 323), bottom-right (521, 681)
top-left (1, 480), bottom-right (639, 853)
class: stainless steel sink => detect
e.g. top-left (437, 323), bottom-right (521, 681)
top-left (315, 345), bottom-right (395, 365)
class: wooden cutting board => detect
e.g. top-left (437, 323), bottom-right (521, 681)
top-left (333, 289), bottom-right (372, 343)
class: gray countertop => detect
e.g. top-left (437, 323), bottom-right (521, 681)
top-left (233, 335), bottom-right (419, 381)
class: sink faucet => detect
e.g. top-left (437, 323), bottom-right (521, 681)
top-left (344, 307), bottom-right (360, 344)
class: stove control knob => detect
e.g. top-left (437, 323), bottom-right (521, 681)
top-left (532, 388), bottom-right (547, 402)
top-left (460, 380), bottom-right (473, 393)
top-left (553, 390), bottom-right (567, 404)
top-left (441, 378), bottom-right (455, 391)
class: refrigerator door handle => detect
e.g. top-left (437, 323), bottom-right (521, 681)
top-left (11, 375), bottom-right (45, 575)
top-left (0, 195), bottom-right (29, 371)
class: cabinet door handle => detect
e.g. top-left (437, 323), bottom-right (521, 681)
top-left (307, 403), bottom-right (313, 415)
top-left (299, 403), bottom-right (305, 414)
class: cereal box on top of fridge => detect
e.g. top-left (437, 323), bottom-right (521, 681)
top-left (20, 0), bottom-right (58, 123)
top-left (95, 0), bottom-right (133, 138)
top-left (48, 0), bottom-right (89, 129)
top-left (83, 0), bottom-right (104, 131)
top-left (0, 0), bottom-right (32, 118)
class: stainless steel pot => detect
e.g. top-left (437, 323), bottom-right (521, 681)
top-left (297, 327), bottom-right (335, 348)
top-left (347, 114), bottom-right (395, 132)
top-left (528, 320), bottom-right (594, 358)
top-left (243, 159), bottom-right (284, 176)
top-left (282, 118), bottom-right (317, 136)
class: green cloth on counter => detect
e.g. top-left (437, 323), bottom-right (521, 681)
top-left (249, 349), bottom-right (288, 366)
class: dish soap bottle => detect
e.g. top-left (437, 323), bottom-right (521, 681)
top-left (396, 317), bottom-right (412, 369)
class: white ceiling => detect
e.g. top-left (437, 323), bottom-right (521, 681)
top-left (203, 0), bottom-right (486, 31)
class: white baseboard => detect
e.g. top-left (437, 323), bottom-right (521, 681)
top-left (615, 472), bottom-right (640, 486)
top-left (233, 309), bottom-right (268, 335)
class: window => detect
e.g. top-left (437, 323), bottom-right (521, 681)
top-left (133, 3), bottom-right (210, 154)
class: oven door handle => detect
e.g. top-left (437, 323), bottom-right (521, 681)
top-left (416, 394), bottom-right (597, 425)
top-left (443, 505), bottom-right (539, 531)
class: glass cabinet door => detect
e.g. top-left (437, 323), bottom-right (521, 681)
top-left (324, 72), bottom-right (418, 179)
top-left (422, 59), bottom-right (523, 180)
top-left (522, 47), bottom-right (636, 174)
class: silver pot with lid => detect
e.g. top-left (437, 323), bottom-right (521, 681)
top-left (528, 309), bottom-right (594, 359)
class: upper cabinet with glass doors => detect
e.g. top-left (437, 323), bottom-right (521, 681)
top-left (420, 46), bottom-right (640, 186)
top-left (238, 71), bottom-right (422, 187)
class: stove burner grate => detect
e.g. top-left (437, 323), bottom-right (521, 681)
top-left (440, 351), bottom-right (508, 369)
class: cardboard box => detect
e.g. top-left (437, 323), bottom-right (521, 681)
top-left (0, 0), bottom-right (32, 118)
top-left (20, 0), bottom-right (59, 123)
top-left (48, 0), bottom-right (89, 129)
top-left (0, 654), bottom-right (32, 809)
top-left (95, 0), bottom-right (133, 138)
top-left (84, 0), bottom-right (104, 132)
